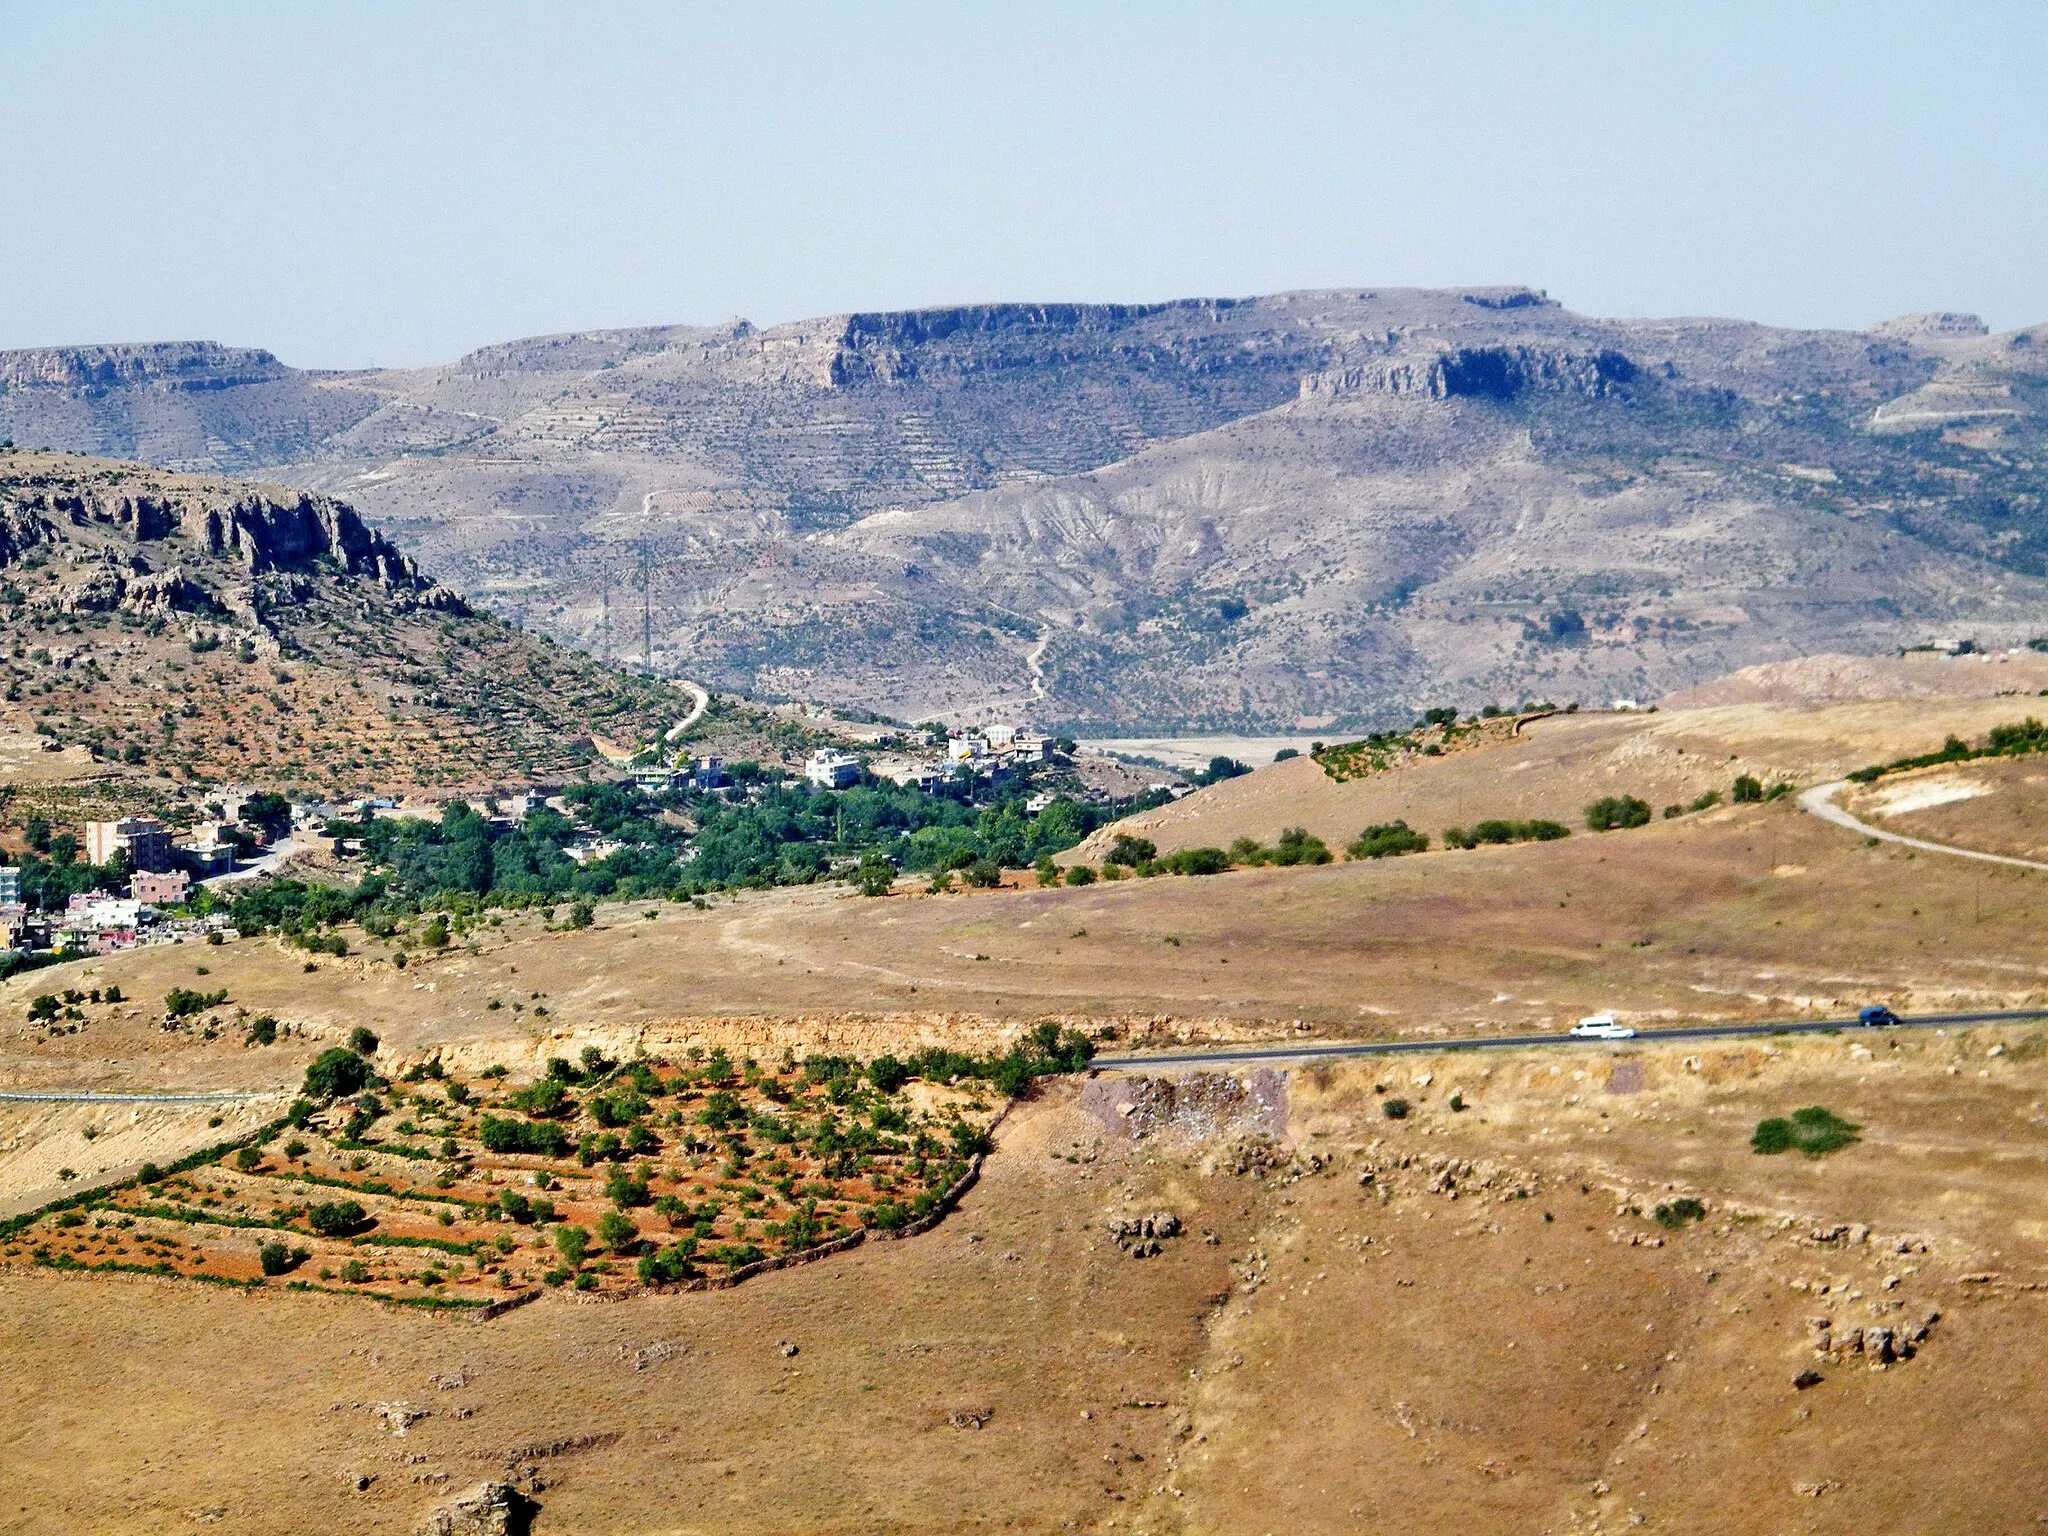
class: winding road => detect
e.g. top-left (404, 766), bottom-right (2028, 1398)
top-left (664, 680), bottom-right (712, 746)
top-left (1798, 779), bottom-right (2048, 873)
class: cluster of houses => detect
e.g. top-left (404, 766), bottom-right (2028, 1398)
top-left (0, 865), bottom-right (221, 958)
top-left (0, 800), bottom-right (292, 958)
top-left (808, 726), bottom-right (1053, 794)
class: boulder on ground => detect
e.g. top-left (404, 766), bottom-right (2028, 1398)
top-left (415, 1482), bottom-right (535, 1536)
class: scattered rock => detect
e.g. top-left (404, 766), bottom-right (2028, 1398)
top-left (1109, 1211), bottom-right (1183, 1257)
top-left (415, 1481), bottom-right (535, 1536)
top-left (947, 1407), bottom-right (993, 1430)
top-left (376, 1402), bottom-right (429, 1436)
top-left (1793, 1370), bottom-right (1824, 1390)
top-left (780, 1341), bottom-right (800, 1358)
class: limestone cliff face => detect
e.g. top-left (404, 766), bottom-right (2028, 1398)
top-left (194, 492), bottom-right (425, 588)
top-left (1300, 344), bottom-right (1640, 402)
top-left (0, 341), bottom-right (286, 393)
top-left (0, 468), bottom-right (466, 621)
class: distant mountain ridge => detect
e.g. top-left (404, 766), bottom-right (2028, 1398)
top-left (3, 288), bottom-right (2045, 730)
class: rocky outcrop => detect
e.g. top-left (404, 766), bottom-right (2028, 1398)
top-left (0, 340), bottom-right (286, 393)
top-left (0, 502), bottom-right (53, 567)
top-left (193, 491), bottom-right (431, 590)
top-left (1108, 1210), bottom-right (1182, 1258)
top-left (827, 300), bottom-right (1236, 387)
top-left (44, 555), bottom-right (198, 615)
top-left (415, 1481), bottom-right (534, 1536)
top-left (1301, 344), bottom-right (1639, 403)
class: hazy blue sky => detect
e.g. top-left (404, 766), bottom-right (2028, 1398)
top-left (3, 2), bottom-right (2043, 367)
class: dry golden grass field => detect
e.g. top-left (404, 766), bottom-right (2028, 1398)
top-left (6, 671), bottom-right (2048, 1532)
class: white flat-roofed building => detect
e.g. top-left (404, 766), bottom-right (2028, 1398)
top-left (805, 750), bottom-right (862, 789)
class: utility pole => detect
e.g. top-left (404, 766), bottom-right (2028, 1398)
top-left (639, 543), bottom-right (653, 677)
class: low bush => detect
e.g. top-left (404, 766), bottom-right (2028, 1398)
top-left (1104, 834), bottom-right (1157, 867)
top-left (637, 1242), bottom-right (698, 1284)
top-left (301, 1047), bottom-right (370, 1100)
top-left (1444, 818), bottom-right (1570, 849)
top-left (1652, 1197), bottom-right (1707, 1229)
top-left (1348, 821), bottom-right (1428, 859)
top-left (1265, 827), bottom-right (1332, 866)
top-left (1064, 864), bottom-right (1096, 887)
top-left (1751, 1106), bottom-right (1860, 1158)
top-left (1584, 795), bottom-right (1652, 832)
top-left (868, 1054), bottom-right (909, 1094)
top-left (1165, 846), bottom-right (1230, 876)
top-left (164, 986), bottom-right (229, 1019)
top-left (1381, 1097), bottom-right (1410, 1120)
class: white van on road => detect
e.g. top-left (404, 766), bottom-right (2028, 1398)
top-left (1569, 1013), bottom-right (1637, 1040)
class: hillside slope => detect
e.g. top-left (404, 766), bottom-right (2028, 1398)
top-left (4, 292), bottom-right (2047, 727)
top-left (0, 452), bottom-right (697, 794)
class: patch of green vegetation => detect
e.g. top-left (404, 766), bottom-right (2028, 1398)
top-left (1584, 795), bottom-right (1652, 832)
top-left (1443, 818), bottom-right (1570, 849)
top-left (1652, 1197), bottom-right (1707, 1229)
top-left (1751, 1106), bottom-right (1860, 1158)
top-left (1848, 717), bottom-right (2048, 784)
top-left (1347, 821), bottom-right (1429, 859)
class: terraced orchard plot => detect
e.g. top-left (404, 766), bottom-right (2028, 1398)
top-left (0, 1044), bottom-right (1047, 1305)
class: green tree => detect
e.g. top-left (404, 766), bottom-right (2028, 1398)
top-left (302, 1047), bottom-right (370, 1100)
top-left (1731, 774), bottom-right (1763, 803)
top-left (1104, 834), bottom-right (1157, 867)
top-left (554, 1224), bottom-right (590, 1266)
top-left (597, 1209), bottom-right (639, 1252)
top-left (346, 1026), bottom-right (379, 1055)
top-left (308, 1199), bottom-right (369, 1236)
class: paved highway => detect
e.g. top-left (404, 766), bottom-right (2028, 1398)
top-left (0, 1089), bottom-right (285, 1104)
top-left (1092, 1008), bottom-right (2048, 1071)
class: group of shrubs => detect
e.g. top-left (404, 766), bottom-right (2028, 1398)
top-left (1058, 827), bottom-right (1344, 883)
top-left (1041, 763), bottom-right (1807, 882)
top-left (1848, 717), bottom-right (2048, 784)
top-left (1442, 818), bottom-right (1569, 850)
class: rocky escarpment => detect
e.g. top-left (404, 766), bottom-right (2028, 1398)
top-left (825, 299), bottom-right (1252, 387)
top-left (1300, 343), bottom-right (1640, 402)
top-left (0, 340), bottom-right (288, 394)
top-left (0, 471), bottom-right (464, 616)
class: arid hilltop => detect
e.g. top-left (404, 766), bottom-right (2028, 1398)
top-left (4, 292), bottom-right (2046, 728)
